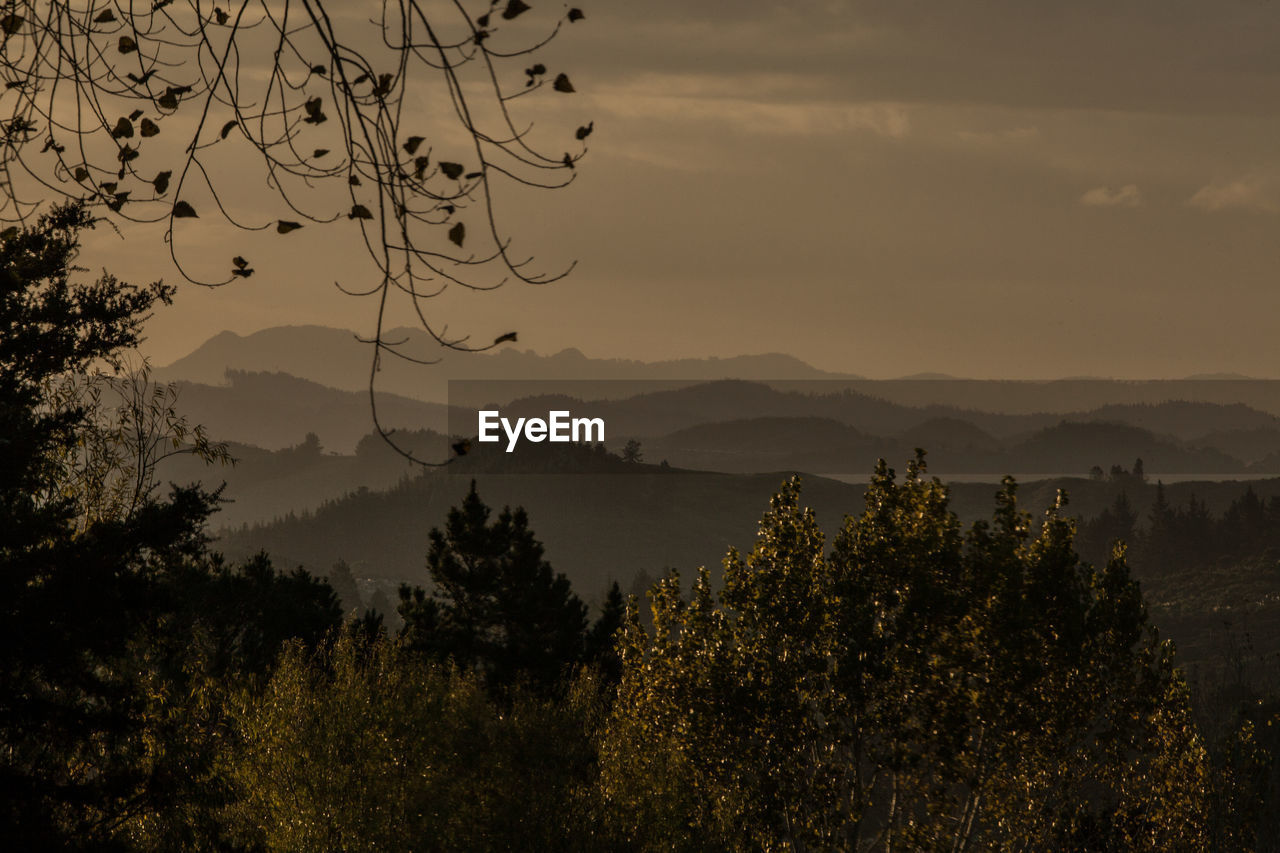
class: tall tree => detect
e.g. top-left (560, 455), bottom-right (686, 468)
top-left (600, 458), bottom-right (1213, 851)
top-left (398, 481), bottom-right (590, 691)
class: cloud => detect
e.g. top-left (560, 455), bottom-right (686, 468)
top-left (1187, 178), bottom-right (1279, 213)
top-left (1080, 184), bottom-right (1143, 208)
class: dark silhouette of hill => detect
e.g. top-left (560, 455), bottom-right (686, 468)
top-left (1192, 428), bottom-right (1280, 466)
top-left (167, 370), bottom-right (456, 452)
top-left (1081, 401), bottom-right (1280, 441)
top-left (1005, 422), bottom-right (1244, 474)
top-left (156, 325), bottom-right (860, 402)
top-left (160, 429), bottom-right (453, 528)
top-left (644, 417), bottom-right (884, 473)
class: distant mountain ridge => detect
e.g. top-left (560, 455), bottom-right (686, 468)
top-left (155, 325), bottom-right (860, 402)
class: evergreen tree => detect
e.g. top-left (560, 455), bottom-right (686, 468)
top-left (398, 482), bottom-right (590, 691)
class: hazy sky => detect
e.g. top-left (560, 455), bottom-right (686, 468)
top-left (79, 0), bottom-right (1280, 378)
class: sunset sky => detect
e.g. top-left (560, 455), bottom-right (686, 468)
top-left (78, 0), bottom-right (1280, 379)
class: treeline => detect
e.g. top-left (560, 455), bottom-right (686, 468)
top-left (3, 208), bottom-right (1278, 849)
top-left (1080, 483), bottom-right (1280, 586)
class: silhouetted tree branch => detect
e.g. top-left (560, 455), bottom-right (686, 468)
top-left (0, 0), bottom-right (592, 463)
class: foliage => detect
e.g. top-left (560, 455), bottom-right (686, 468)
top-left (397, 480), bottom-right (600, 692)
top-left (221, 630), bottom-right (605, 852)
top-left (600, 457), bottom-right (1216, 851)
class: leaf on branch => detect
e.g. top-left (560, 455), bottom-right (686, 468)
top-left (231, 267), bottom-right (254, 278)
top-left (413, 156), bottom-right (430, 179)
top-left (439, 161), bottom-right (464, 180)
top-left (106, 191), bottom-right (130, 212)
top-left (473, 30), bottom-right (489, 45)
top-left (313, 148), bottom-right (329, 158)
top-left (553, 73), bottom-right (575, 93)
top-left (140, 118), bottom-right (159, 138)
top-left (157, 91), bottom-right (178, 110)
top-left (101, 181), bottom-right (117, 194)
top-left (118, 35), bottom-right (137, 54)
top-left (233, 256), bottom-right (249, 269)
top-left (448, 222), bottom-right (465, 247)
top-left (352, 73), bottom-right (369, 85)
top-left (73, 166), bottom-right (90, 182)
top-left (452, 439), bottom-right (471, 457)
top-left (213, 8), bottom-right (228, 24)
top-left (94, 9), bottom-right (117, 23)
top-left (153, 0), bottom-right (173, 11)
top-left (568, 8), bottom-right (584, 22)
top-left (348, 175), bottom-right (361, 186)
top-left (502, 0), bottom-right (532, 20)
top-left (117, 144), bottom-right (138, 163)
top-left (576, 121), bottom-right (593, 140)
top-left (476, 13), bottom-right (490, 27)
top-left (129, 109), bottom-right (144, 120)
top-left (403, 136), bottom-right (425, 155)
top-left (220, 120), bottom-right (236, 140)
top-left (1, 15), bottom-right (25, 35)
top-left (372, 73), bottom-right (394, 98)
top-left (311, 64), bottom-right (327, 76)
top-left (562, 152), bottom-right (574, 169)
top-left (5, 81), bottom-right (24, 90)
top-left (302, 97), bottom-right (326, 124)
top-left (126, 70), bottom-right (156, 86)
top-left (276, 220), bottom-right (303, 234)
top-left (493, 332), bottom-right (517, 344)
top-left (172, 201), bottom-right (197, 218)
top-left (349, 204), bottom-right (374, 220)
top-left (152, 170), bottom-right (171, 194)
top-left (111, 117), bottom-right (133, 138)
top-left (464, 171), bottom-right (483, 180)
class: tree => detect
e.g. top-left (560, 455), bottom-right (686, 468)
top-left (397, 480), bottom-right (590, 691)
top-left (600, 458), bottom-right (1212, 851)
top-left (222, 631), bottom-right (605, 852)
top-left (0, 0), bottom-right (593, 460)
top-left (621, 438), bottom-right (643, 464)
top-left (0, 202), bottom-right (206, 842)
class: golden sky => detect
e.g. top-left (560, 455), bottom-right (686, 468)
top-left (70, 0), bottom-right (1280, 378)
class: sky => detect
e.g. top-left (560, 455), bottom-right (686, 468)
top-left (71, 0), bottom-right (1280, 379)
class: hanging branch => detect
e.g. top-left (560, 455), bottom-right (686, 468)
top-left (0, 0), bottom-right (593, 464)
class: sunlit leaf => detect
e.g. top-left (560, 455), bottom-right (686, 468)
top-left (173, 200), bottom-right (197, 218)
top-left (448, 221), bottom-right (465, 247)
